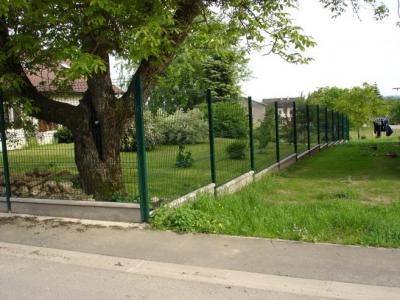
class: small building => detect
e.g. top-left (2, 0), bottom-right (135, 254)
top-left (241, 98), bottom-right (267, 123)
top-left (262, 97), bottom-right (298, 120)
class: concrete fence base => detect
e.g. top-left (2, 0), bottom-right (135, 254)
top-left (254, 163), bottom-right (279, 181)
top-left (0, 197), bottom-right (141, 223)
top-left (297, 150), bottom-right (310, 160)
top-left (167, 183), bottom-right (215, 208)
top-left (216, 171), bottom-right (255, 195)
top-left (279, 153), bottom-right (297, 170)
top-left (309, 145), bottom-right (321, 156)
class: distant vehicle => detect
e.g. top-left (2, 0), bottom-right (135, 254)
top-left (373, 117), bottom-right (393, 137)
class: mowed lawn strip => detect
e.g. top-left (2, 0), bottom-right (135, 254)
top-left (153, 138), bottom-right (400, 248)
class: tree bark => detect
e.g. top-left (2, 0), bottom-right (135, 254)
top-left (70, 52), bottom-right (129, 200)
top-left (73, 121), bottom-right (124, 201)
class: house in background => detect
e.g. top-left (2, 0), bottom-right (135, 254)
top-left (241, 97), bottom-right (266, 123)
top-left (3, 63), bottom-right (124, 150)
top-left (262, 97), bottom-right (298, 121)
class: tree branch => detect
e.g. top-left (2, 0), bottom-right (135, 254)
top-left (122, 0), bottom-right (203, 106)
top-left (0, 18), bottom-right (80, 129)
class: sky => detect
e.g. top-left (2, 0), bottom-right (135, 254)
top-left (241, 0), bottom-right (400, 101)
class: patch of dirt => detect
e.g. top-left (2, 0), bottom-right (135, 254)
top-left (385, 152), bottom-right (398, 158)
top-left (276, 189), bottom-right (293, 195)
top-left (365, 195), bottom-right (393, 205)
top-left (0, 215), bottom-right (145, 231)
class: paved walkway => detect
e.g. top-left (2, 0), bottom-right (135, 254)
top-left (0, 215), bottom-right (399, 299)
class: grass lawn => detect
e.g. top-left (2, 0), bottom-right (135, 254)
top-left (2, 138), bottom-right (295, 202)
top-left (152, 136), bottom-right (400, 247)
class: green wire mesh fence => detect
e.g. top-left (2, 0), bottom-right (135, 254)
top-left (0, 87), bottom-right (349, 220)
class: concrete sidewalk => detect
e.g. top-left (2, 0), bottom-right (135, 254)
top-left (1, 241), bottom-right (399, 300)
top-left (0, 215), bottom-right (399, 299)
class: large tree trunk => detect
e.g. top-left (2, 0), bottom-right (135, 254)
top-left (70, 50), bottom-right (129, 201)
top-left (73, 116), bottom-right (124, 201)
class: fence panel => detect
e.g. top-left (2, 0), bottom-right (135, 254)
top-left (0, 92), bottom-right (139, 203)
top-left (252, 102), bottom-right (277, 171)
top-left (144, 101), bottom-right (212, 205)
top-left (309, 105), bottom-right (319, 148)
top-left (296, 102), bottom-right (308, 154)
top-left (212, 98), bottom-right (250, 185)
top-left (320, 107), bottom-right (328, 144)
top-left (277, 101), bottom-right (295, 159)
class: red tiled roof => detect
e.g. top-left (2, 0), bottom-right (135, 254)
top-left (27, 66), bottom-right (124, 95)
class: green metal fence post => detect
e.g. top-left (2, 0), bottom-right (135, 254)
top-left (247, 96), bottom-right (255, 171)
top-left (336, 112), bottom-right (340, 141)
top-left (306, 104), bottom-right (311, 151)
top-left (274, 101), bottom-right (280, 164)
top-left (207, 89), bottom-right (217, 185)
top-left (331, 110), bottom-right (335, 142)
top-left (341, 113), bottom-right (345, 141)
top-left (292, 102), bottom-right (298, 155)
top-left (324, 107), bottom-right (328, 143)
top-left (0, 96), bottom-right (11, 212)
top-left (316, 105), bottom-right (320, 145)
top-left (133, 74), bottom-right (149, 223)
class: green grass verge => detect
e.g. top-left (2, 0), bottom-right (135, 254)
top-left (152, 137), bottom-right (400, 247)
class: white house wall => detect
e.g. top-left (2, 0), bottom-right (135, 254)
top-left (0, 129), bottom-right (26, 152)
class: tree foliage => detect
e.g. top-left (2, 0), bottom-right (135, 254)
top-left (307, 83), bottom-right (388, 129)
top-left (148, 18), bottom-right (249, 112)
top-left (388, 100), bottom-right (400, 124)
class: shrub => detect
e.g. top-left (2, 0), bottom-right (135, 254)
top-left (152, 205), bottom-right (216, 233)
top-left (175, 145), bottom-right (194, 168)
top-left (226, 141), bottom-right (247, 159)
top-left (54, 126), bottom-right (73, 143)
top-left (254, 105), bottom-right (275, 149)
top-left (158, 108), bottom-right (208, 145)
top-left (121, 111), bottom-right (163, 151)
top-left (200, 102), bottom-right (247, 139)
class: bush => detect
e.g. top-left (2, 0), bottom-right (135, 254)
top-left (175, 145), bottom-right (194, 168)
top-left (226, 141), bottom-right (247, 159)
top-left (254, 105), bottom-right (274, 149)
top-left (200, 102), bottom-right (247, 139)
top-left (121, 111), bottom-right (163, 151)
top-left (152, 205), bottom-right (216, 233)
top-left (54, 126), bottom-right (73, 143)
top-left (158, 108), bottom-right (208, 145)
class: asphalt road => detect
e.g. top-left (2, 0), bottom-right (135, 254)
top-left (1, 215), bottom-right (400, 299)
